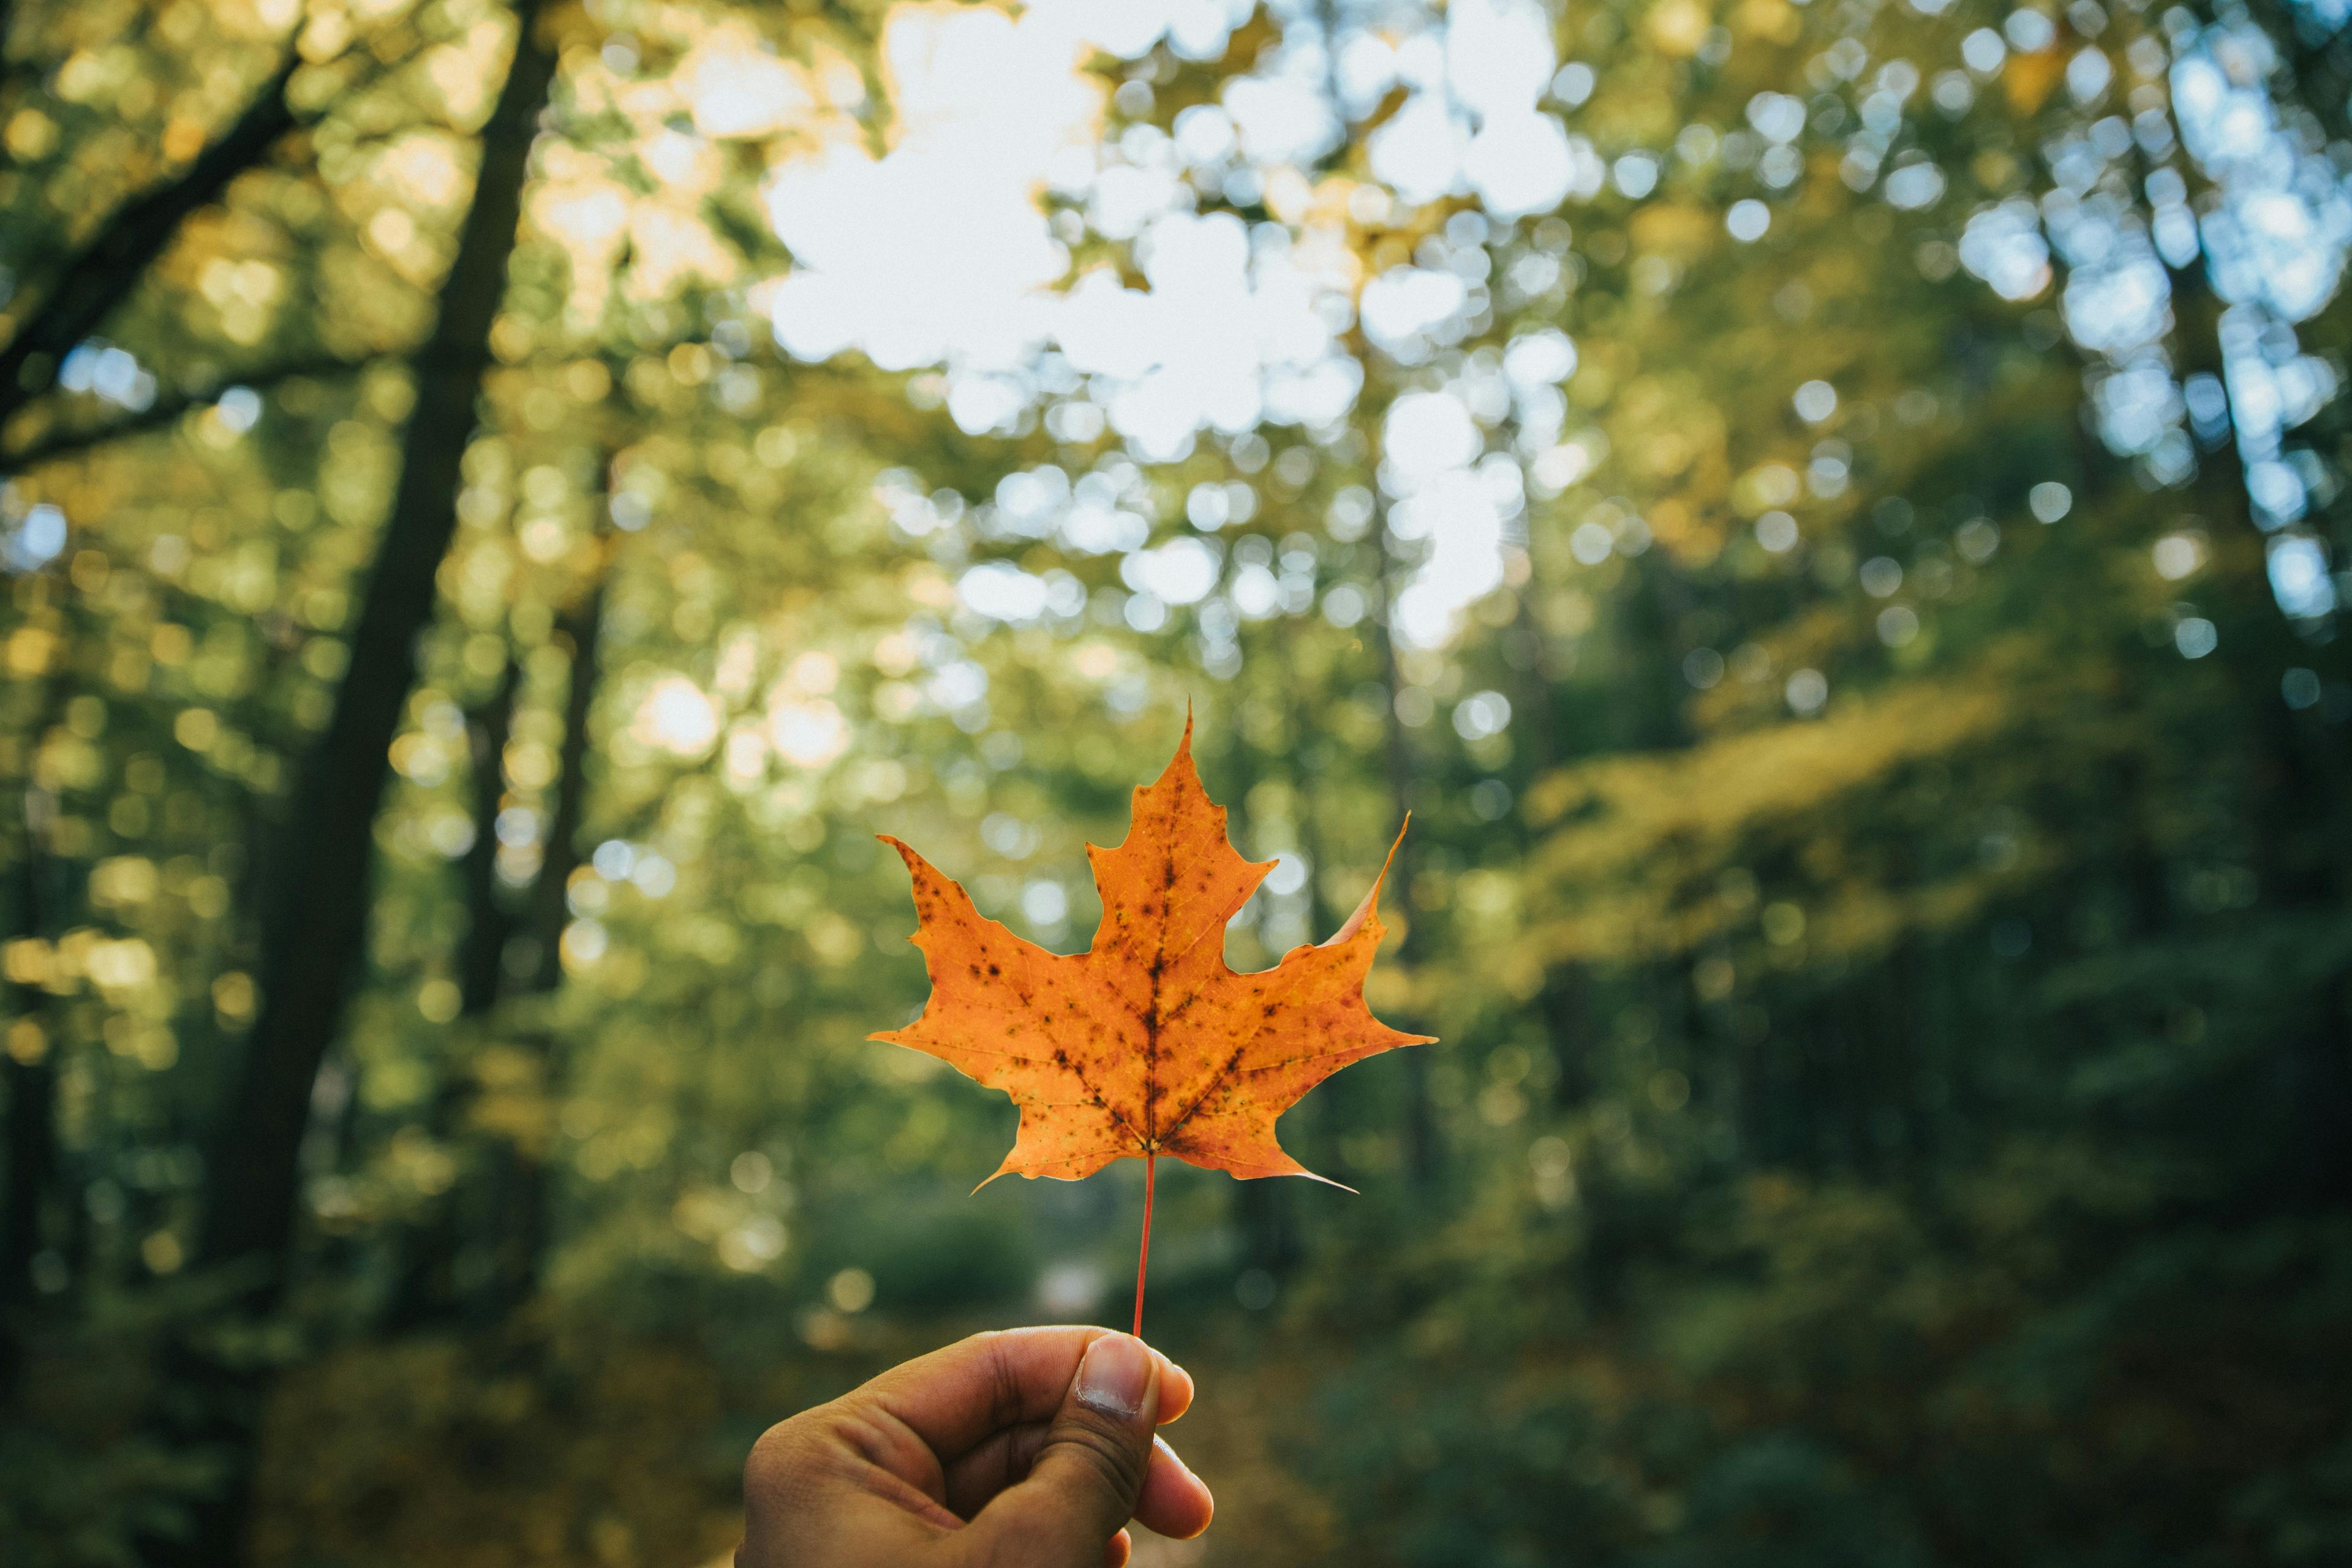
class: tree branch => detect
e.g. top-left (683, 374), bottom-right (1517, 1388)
top-left (0, 50), bottom-right (304, 426)
top-left (0, 352), bottom-right (375, 470)
top-left (0, 4), bottom-right (442, 435)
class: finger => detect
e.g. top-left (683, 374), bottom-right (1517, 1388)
top-left (1158, 1357), bottom-right (1195, 1425)
top-left (942, 1422), bottom-right (1046, 1519)
top-left (1138, 1434), bottom-right (1215, 1540)
top-left (943, 1423), bottom-right (1214, 1538)
top-left (960, 1333), bottom-right (1160, 1566)
top-left (861, 1326), bottom-right (1188, 1462)
top-left (943, 1422), bottom-right (1041, 1519)
top-left (1102, 1528), bottom-right (1132, 1568)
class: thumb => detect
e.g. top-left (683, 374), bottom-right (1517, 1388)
top-left (962, 1333), bottom-right (1159, 1566)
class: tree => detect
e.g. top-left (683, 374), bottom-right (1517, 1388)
top-left (147, 4), bottom-right (561, 1560)
top-left (5, 0), bottom-right (2352, 1562)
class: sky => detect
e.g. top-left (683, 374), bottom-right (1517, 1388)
top-left (758, 0), bottom-right (1581, 649)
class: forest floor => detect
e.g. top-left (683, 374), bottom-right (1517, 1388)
top-left (251, 1316), bottom-right (1338, 1568)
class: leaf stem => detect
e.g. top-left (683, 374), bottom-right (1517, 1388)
top-left (1132, 1152), bottom-right (1156, 1339)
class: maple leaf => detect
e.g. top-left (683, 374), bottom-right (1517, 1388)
top-left (872, 720), bottom-right (1432, 1329)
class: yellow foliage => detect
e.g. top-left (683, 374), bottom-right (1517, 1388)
top-left (1627, 203), bottom-right (1719, 262)
top-left (1521, 676), bottom-right (2019, 962)
top-left (2005, 48), bottom-right (2066, 115)
top-left (1646, 0), bottom-right (1713, 56)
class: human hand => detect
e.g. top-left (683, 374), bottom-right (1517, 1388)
top-left (737, 1326), bottom-right (1214, 1568)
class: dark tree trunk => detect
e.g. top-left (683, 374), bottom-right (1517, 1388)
top-left (1507, 532), bottom-right (1601, 1111)
top-left (1, 668), bottom-right (73, 1409)
top-left (486, 570), bottom-right (605, 1314)
top-left (1542, 965), bottom-right (1596, 1106)
top-left (0, 1050), bottom-right (54, 1400)
top-left (2165, 266), bottom-right (2352, 1208)
top-left (524, 578), bottom-right (604, 997)
top-left (458, 658), bottom-right (524, 1017)
top-left (1276, 686), bottom-right (1352, 1182)
top-left (1366, 520), bottom-right (1438, 1196)
top-left (1, 797), bottom-right (61, 1407)
top-left (0, 1039), bottom-right (55, 1311)
top-left (194, 0), bottom-right (553, 1309)
top-left (151, 7), bottom-right (559, 1562)
top-left (380, 655), bottom-right (522, 1333)
top-left (388, 490), bottom-right (611, 1330)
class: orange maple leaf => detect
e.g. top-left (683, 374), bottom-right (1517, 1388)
top-left (872, 720), bottom-right (1432, 1330)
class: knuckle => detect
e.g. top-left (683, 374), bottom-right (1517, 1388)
top-left (742, 1422), bottom-right (802, 1498)
top-left (742, 1412), bottom-right (835, 1502)
top-left (984, 1333), bottom-right (1027, 1431)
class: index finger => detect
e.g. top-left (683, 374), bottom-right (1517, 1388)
top-left (859, 1327), bottom-right (1194, 1460)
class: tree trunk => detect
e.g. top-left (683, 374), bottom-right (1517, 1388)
top-left (1, 665), bottom-right (74, 1408)
top-left (0, 1047), bottom-right (56, 1389)
top-left (380, 655), bottom-right (522, 1333)
top-left (1365, 511), bottom-right (1438, 1194)
top-left (523, 576), bottom-right (604, 997)
top-left (1509, 526), bottom-right (1600, 1110)
top-left (194, 0), bottom-right (552, 1309)
top-left (1276, 685), bottom-right (1352, 1182)
top-left (486, 567), bottom-right (605, 1315)
top-left (152, 7), bottom-right (558, 1562)
top-left (2166, 265), bottom-right (2352, 1208)
top-left (387, 487), bottom-right (610, 1330)
top-left (1, 796), bottom-right (61, 1407)
top-left (457, 657), bottom-right (524, 1016)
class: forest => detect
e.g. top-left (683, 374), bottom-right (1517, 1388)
top-left (4, 0), bottom-right (2351, 1563)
